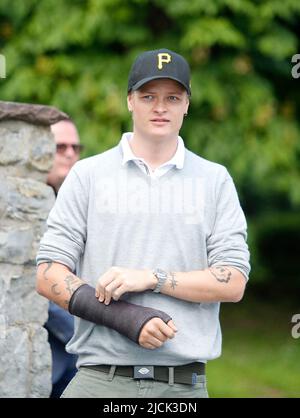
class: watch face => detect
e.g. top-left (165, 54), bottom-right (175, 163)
top-left (156, 269), bottom-right (162, 277)
top-left (156, 268), bottom-right (166, 278)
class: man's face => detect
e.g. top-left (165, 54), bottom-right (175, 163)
top-left (47, 120), bottom-right (81, 191)
top-left (127, 78), bottom-right (189, 141)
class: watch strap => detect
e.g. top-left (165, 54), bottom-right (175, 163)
top-left (153, 268), bottom-right (168, 293)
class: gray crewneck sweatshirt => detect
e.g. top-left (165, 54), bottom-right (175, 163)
top-left (37, 134), bottom-right (250, 367)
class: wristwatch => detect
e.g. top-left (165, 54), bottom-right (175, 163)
top-left (152, 268), bottom-right (168, 293)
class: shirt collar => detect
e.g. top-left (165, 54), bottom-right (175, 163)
top-left (120, 132), bottom-right (185, 169)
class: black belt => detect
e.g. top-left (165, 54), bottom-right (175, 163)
top-left (82, 362), bottom-right (205, 385)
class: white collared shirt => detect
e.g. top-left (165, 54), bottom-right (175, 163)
top-left (120, 132), bottom-right (185, 178)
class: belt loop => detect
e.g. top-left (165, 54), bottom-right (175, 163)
top-left (168, 367), bottom-right (174, 386)
top-left (107, 365), bottom-right (116, 381)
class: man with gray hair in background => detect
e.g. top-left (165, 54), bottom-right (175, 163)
top-left (44, 119), bottom-right (82, 398)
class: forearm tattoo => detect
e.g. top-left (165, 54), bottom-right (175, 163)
top-left (209, 266), bottom-right (232, 283)
top-left (169, 272), bottom-right (178, 290)
top-left (43, 261), bottom-right (53, 280)
top-left (51, 283), bottom-right (61, 295)
top-left (64, 274), bottom-right (83, 297)
top-left (42, 261), bottom-right (82, 305)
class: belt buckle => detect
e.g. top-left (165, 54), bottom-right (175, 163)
top-left (134, 366), bottom-right (154, 379)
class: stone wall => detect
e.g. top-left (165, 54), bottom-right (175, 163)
top-left (0, 102), bottom-right (68, 397)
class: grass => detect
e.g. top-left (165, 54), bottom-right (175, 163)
top-left (206, 293), bottom-right (300, 398)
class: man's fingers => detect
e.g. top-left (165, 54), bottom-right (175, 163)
top-left (103, 278), bottom-right (122, 305)
top-left (141, 336), bottom-right (164, 349)
top-left (146, 318), bottom-right (178, 339)
top-left (158, 320), bottom-right (177, 339)
top-left (150, 328), bottom-right (168, 343)
top-left (95, 271), bottom-right (115, 301)
top-left (140, 317), bottom-right (178, 342)
top-left (112, 284), bottom-right (126, 301)
top-left (166, 320), bottom-right (178, 333)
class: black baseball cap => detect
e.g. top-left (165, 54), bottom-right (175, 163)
top-left (128, 48), bottom-right (191, 96)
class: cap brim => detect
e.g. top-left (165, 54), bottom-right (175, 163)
top-left (129, 76), bottom-right (191, 95)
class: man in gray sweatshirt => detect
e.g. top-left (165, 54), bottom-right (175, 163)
top-left (36, 48), bottom-right (250, 398)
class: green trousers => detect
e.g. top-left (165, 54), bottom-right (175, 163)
top-left (61, 367), bottom-right (209, 398)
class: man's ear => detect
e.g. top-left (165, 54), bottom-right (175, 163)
top-left (185, 98), bottom-right (190, 115)
top-left (127, 93), bottom-right (133, 112)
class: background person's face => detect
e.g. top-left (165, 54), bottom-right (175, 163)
top-left (47, 120), bottom-right (80, 191)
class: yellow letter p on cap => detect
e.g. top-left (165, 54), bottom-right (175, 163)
top-left (157, 53), bottom-right (171, 70)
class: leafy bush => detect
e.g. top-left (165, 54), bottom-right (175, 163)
top-left (248, 212), bottom-right (300, 293)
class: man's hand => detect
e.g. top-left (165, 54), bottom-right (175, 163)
top-left (95, 266), bottom-right (156, 305)
top-left (138, 318), bottom-right (178, 350)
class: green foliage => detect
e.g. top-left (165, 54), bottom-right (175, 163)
top-left (1, 0), bottom-right (299, 287)
top-left (210, 296), bottom-right (300, 397)
top-left (249, 212), bottom-right (300, 291)
top-left (182, 17), bottom-right (246, 48)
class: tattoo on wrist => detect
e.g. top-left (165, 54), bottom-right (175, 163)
top-left (64, 274), bottom-right (83, 297)
top-left (43, 261), bottom-right (53, 280)
top-left (209, 266), bottom-right (232, 283)
top-left (169, 272), bottom-right (178, 290)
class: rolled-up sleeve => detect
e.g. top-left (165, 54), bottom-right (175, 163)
top-left (36, 165), bottom-right (88, 272)
top-left (207, 171), bottom-right (250, 280)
